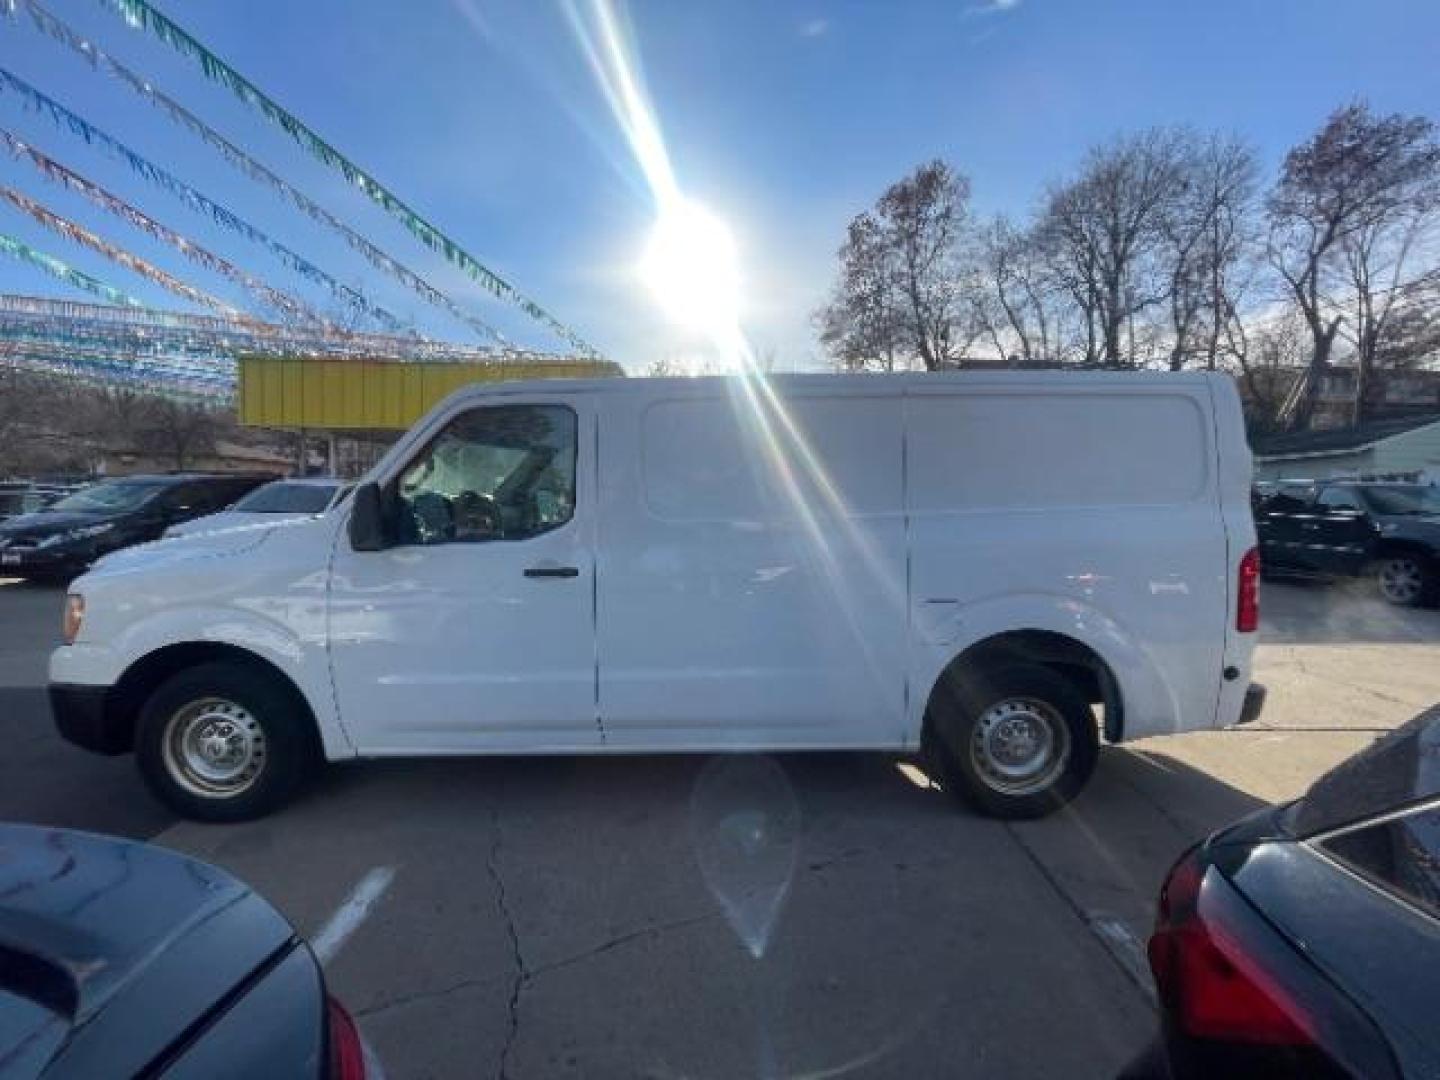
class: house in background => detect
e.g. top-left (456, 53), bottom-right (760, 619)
top-left (1306, 367), bottom-right (1440, 429)
top-left (1252, 414), bottom-right (1440, 482)
top-left (97, 439), bottom-right (294, 478)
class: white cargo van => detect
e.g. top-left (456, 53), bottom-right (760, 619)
top-left (49, 372), bottom-right (1263, 821)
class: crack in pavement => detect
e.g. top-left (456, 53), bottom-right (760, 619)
top-left (353, 973), bottom-right (491, 1020)
top-left (1243, 725), bottom-right (1393, 733)
top-left (1002, 821), bottom-right (1157, 1009)
top-left (526, 910), bottom-right (721, 981)
top-left (351, 909), bottom-right (723, 1024)
top-left (487, 800), bottom-right (527, 1080)
top-left (1108, 757), bottom-right (1196, 840)
top-left (1278, 654), bottom-right (1427, 710)
top-left (805, 846), bottom-right (867, 873)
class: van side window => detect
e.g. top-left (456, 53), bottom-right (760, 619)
top-left (395, 404), bottom-right (576, 545)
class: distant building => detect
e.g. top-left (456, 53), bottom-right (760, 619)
top-left (1306, 367), bottom-right (1440, 429)
top-left (98, 439), bottom-right (293, 478)
top-left (1252, 414), bottom-right (1440, 482)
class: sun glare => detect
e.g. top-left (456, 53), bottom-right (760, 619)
top-left (640, 199), bottom-right (741, 337)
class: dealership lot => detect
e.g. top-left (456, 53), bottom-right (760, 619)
top-left (3, 576), bottom-right (1438, 1078)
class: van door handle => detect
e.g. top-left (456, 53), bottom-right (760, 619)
top-left (524, 565), bottom-right (579, 579)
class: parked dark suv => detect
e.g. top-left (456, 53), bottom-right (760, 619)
top-left (0, 473), bottom-right (272, 581)
top-left (1254, 480), bottom-right (1440, 606)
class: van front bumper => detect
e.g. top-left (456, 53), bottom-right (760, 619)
top-left (49, 682), bottom-right (128, 755)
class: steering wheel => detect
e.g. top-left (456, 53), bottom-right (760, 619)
top-left (454, 490), bottom-right (501, 540)
top-left (408, 490), bottom-right (454, 544)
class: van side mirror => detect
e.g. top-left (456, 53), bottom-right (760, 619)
top-left (348, 482), bottom-right (391, 552)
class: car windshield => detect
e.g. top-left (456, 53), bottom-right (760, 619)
top-left (46, 481), bottom-right (166, 514)
top-left (1360, 485), bottom-right (1440, 516)
top-left (231, 482), bottom-right (338, 514)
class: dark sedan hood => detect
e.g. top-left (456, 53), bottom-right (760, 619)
top-left (0, 510), bottom-right (115, 540)
top-left (0, 825), bottom-right (294, 1077)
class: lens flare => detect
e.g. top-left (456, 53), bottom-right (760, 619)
top-left (641, 199), bottom-right (741, 335)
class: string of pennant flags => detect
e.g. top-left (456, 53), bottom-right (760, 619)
top-left (0, 68), bottom-right (419, 336)
top-left (0, 293), bottom-right (591, 402)
top-left (0, 129), bottom-right (324, 327)
top-left (0, 232), bottom-right (143, 307)
top-left (91, 0), bottom-right (599, 357)
top-left (0, 338), bottom-right (234, 386)
top-left (18, 0), bottom-right (509, 347)
top-left (0, 185), bottom-right (241, 316)
top-left (0, 0), bottom-right (602, 398)
top-left (0, 295), bottom-right (563, 365)
top-left (0, 343), bottom-right (235, 400)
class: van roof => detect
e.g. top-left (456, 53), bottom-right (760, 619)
top-left (435, 369), bottom-right (1226, 409)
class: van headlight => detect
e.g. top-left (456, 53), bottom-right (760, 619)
top-left (37, 523), bottom-right (114, 549)
top-left (62, 593), bottom-right (85, 644)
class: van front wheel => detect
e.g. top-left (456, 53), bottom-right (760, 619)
top-left (926, 663), bottom-right (1099, 819)
top-left (136, 661), bottom-right (316, 822)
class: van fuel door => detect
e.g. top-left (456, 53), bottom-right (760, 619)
top-left (916, 599), bottom-right (961, 645)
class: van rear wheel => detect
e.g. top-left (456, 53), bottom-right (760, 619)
top-left (136, 661), bottom-right (316, 822)
top-left (925, 663), bottom-right (1098, 819)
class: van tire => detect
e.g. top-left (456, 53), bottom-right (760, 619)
top-left (925, 663), bottom-right (1099, 820)
top-left (136, 661), bottom-right (316, 822)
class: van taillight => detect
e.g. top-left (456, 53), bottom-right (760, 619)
top-left (1237, 547), bottom-right (1260, 633)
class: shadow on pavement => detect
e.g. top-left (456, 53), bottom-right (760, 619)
top-left (1261, 577), bottom-right (1440, 645)
top-left (301, 743), bottom-right (1267, 838)
top-left (0, 685), bottom-right (173, 840)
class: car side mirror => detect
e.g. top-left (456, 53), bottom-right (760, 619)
top-left (348, 481), bottom-right (391, 552)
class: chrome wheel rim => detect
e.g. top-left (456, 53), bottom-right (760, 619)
top-left (1378, 558), bottom-right (1422, 604)
top-left (162, 697), bottom-right (266, 798)
top-left (969, 697), bottom-right (1070, 796)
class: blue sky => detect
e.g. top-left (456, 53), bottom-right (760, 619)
top-left (0, 0), bottom-right (1437, 371)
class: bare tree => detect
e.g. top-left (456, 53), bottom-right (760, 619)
top-left (137, 399), bottom-right (223, 471)
top-left (1039, 129), bottom-right (1191, 367)
top-left (817, 160), bottom-right (981, 371)
top-left (1160, 134), bottom-right (1260, 370)
top-left (1268, 103), bottom-right (1440, 427)
top-left (1230, 310), bottom-right (1308, 434)
top-left (1371, 272), bottom-right (1440, 371)
top-left (816, 212), bottom-right (907, 371)
top-left (973, 215), bottom-right (1070, 366)
top-left (0, 364), bottom-right (24, 467)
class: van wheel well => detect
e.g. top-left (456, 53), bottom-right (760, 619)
top-left (924, 630), bottom-right (1122, 744)
top-left (107, 643), bottom-right (320, 757)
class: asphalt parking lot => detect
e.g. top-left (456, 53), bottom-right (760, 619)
top-left (3, 575), bottom-right (1439, 1078)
